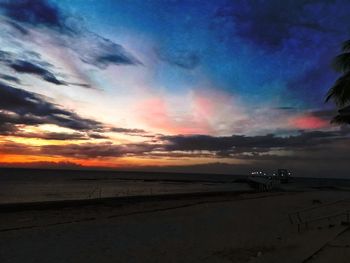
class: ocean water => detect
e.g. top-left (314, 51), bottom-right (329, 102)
top-left (2, 168), bottom-right (350, 204)
top-left (0, 168), bottom-right (251, 204)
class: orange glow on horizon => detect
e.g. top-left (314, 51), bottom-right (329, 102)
top-left (0, 152), bottom-right (246, 169)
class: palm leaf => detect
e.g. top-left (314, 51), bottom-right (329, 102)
top-left (331, 114), bottom-right (350, 124)
top-left (342, 40), bottom-right (350, 52)
top-left (330, 105), bottom-right (350, 124)
top-left (332, 52), bottom-right (350, 73)
top-left (325, 71), bottom-right (350, 106)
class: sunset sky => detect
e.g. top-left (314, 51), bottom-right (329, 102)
top-left (0, 0), bottom-right (349, 176)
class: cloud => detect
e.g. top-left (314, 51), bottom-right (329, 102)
top-left (213, 0), bottom-right (340, 50)
top-left (5, 20), bottom-right (29, 35)
top-left (210, 0), bottom-right (349, 117)
top-left (2, 128), bottom-right (346, 160)
top-left (0, 50), bottom-right (12, 61)
top-left (141, 150), bottom-right (350, 177)
top-left (40, 142), bottom-right (159, 159)
top-left (0, 141), bottom-right (36, 155)
top-left (88, 133), bottom-right (109, 139)
top-left (110, 127), bottom-right (146, 134)
top-left (0, 121), bottom-right (17, 135)
top-left (284, 109), bottom-right (336, 130)
top-left (0, 49), bottom-right (69, 86)
top-left (0, 81), bottom-right (152, 140)
top-left (0, 0), bottom-right (72, 33)
top-left (9, 59), bottom-right (66, 85)
top-left (0, 160), bottom-right (84, 169)
top-left (75, 33), bottom-right (142, 69)
top-left (0, 73), bottom-right (21, 84)
top-left (161, 130), bottom-right (348, 155)
top-left (12, 131), bottom-right (89, 140)
top-left (274, 107), bottom-right (296, 111)
top-left (0, 81), bottom-right (104, 133)
top-left (156, 48), bottom-right (200, 69)
top-left (0, 0), bottom-right (142, 69)
top-left (288, 115), bottom-right (329, 130)
top-left (0, 51), bottom-right (95, 89)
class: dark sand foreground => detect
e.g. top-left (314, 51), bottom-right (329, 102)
top-left (2, 188), bottom-right (350, 263)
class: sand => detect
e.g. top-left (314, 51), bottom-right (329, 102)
top-left (2, 189), bottom-right (350, 263)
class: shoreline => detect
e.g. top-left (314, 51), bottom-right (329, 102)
top-left (0, 189), bottom-right (259, 213)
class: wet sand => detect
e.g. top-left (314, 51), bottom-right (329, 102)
top-left (2, 189), bottom-right (350, 263)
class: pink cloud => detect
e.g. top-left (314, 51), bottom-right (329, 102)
top-left (135, 97), bottom-right (212, 134)
top-left (289, 115), bottom-right (329, 130)
top-left (134, 88), bottom-right (246, 135)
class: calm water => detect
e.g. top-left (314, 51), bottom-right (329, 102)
top-left (2, 168), bottom-right (350, 204)
top-left (0, 168), bottom-right (250, 204)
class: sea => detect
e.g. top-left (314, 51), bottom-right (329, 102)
top-left (2, 168), bottom-right (350, 204)
top-left (0, 168), bottom-right (250, 204)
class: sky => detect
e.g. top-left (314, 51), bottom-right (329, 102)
top-left (0, 0), bottom-right (349, 177)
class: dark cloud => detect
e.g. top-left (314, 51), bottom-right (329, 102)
top-left (94, 53), bottom-right (139, 68)
top-left (0, 81), bottom-right (104, 132)
top-left (0, 50), bottom-right (12, 61)
top-left (0, 110), bottom-right (106, 141)
top-left (0, 124), bottom-right (349, 178)
top-left (0, 73), bottom-right (21, 84)
top-left (110, 127), bottom-right (146, 134)
top-left (0, 141), bottom-right (36, 155)
top-left (108, 127), bottom-right (157, 138)
top-left (0, 160), bottom-right (84, 169)
top-left (69, 83), bottom-right (92, 89)
top-left (0, 121), bottom-right (17, 135)
top-left (0, 0), bottom-right (142, 69)
top-left (0, 50), bottom-right (97, 89)
top-left (161, 130), bottom-right (347, 155)
top-left (156, 48), bottom-right (200, 69)
top-left (0, 49), bottom-right (68, 86)
top-left (0, 81), bottom-right (151, 140)
top-left (147, 152), bottom-right (349, 177)
top-left (274, 107), bottom-right (296, 111)
top-left (9, 60), bottom-right (66, 85)
top-left (5, 20), bottom-right (29, 35)
top-left (2, 129), bottom-right (343, 160)
top-left (75, 33), bottom-right (142, 69)
top-left (0, 0), bottom-right (72, 34)
top-left (13, 131), bottom-right (89, 141)
top-left (210, 0), bottom-right (347, 109)
top-left (88, 133), bottom-right (109, 139)
top-left (213, 0), bottom-right (340, 50)
top-left (40, 142), bottom-right (159, 159)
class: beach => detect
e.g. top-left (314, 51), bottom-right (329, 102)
top-left (2, 180), bottom-right (350, 263)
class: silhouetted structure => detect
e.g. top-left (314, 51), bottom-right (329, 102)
top-left (277, 169), bottom-right (291, 183)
